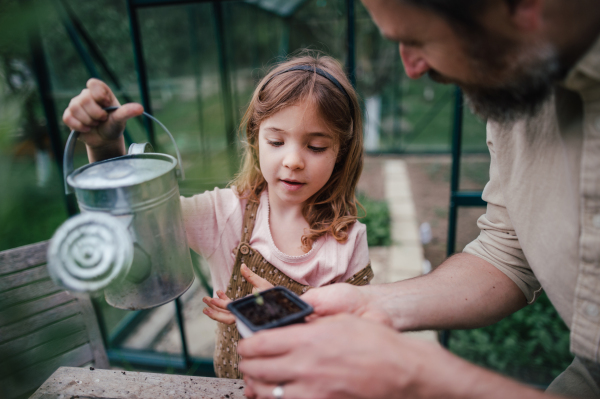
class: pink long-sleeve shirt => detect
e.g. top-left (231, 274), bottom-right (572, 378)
top-left (181, 188), bottom-right (370, 296)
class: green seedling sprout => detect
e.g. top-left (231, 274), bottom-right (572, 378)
top-left (253, 291), bottom-right (264, 306)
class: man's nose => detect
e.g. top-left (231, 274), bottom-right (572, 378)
top-left (282, 148), bottom-right (304, 170)
top-left (400, 44), bottom-right (430, 79)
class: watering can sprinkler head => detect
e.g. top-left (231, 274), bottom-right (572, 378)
top-left (48, 107), bottom-right (194, 310)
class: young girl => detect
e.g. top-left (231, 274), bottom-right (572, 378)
top-left (62, 53), bottom-right (373, 379)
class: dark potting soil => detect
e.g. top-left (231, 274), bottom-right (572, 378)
top-left (237, 290), bottom-right (302, 327)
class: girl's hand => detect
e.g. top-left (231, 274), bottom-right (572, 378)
top-left (62, 78), bottom-right (144, 161)
top-left (240, 263), bottom-right (274, 293)
top-left (203, 290), bottom-right (236, 325)
top-left (202, 264), bottom-right (275, 325)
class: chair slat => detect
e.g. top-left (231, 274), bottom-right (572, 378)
top-left (0, 265), bottom-right (50, 291)
top-left (0, 241), bottom-right (49, 275)
top-left (0, 291), bottom-right (74, 325)
top-left (0, 329), bottom-right (89, 377)
top-left (0, 279), bottom-right (63, 309)
top-left (0, 300), bottom-right (83, 343)
top-left (0, 344), bottom-right (94, 399)
top-left (0, 315), bottom-right (86, 362)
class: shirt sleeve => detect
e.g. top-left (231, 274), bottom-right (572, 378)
top-left (180, 187), bottom-right (242, 260)
top-left (337, 221), bottom-right (371, 283)
top-left (463, 123), bottom-right (542, 304)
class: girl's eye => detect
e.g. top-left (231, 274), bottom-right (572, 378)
top-left (308, 146), bottom-right (327, 153)
top-left (267, 140), bottom-right (283, 147)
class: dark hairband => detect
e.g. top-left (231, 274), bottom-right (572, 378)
top-left (260, 65), bottom-right (355, 119)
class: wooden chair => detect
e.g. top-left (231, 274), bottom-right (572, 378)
top-left (0, 241), bottom-right (109, 399)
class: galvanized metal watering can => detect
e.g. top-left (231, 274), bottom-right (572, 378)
top-left (48, 107), bottom-right (194, 310)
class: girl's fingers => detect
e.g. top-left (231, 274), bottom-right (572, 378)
top-left (79, 90), bottom-right (111, 122)
top-left (203, 307), bottom-right (236, 324)
top-left (216, 290), bottom-right (232, 302)
top-left (203, 296), bottom-right (228, 312)
top-left (86, 78), bottom-right (117, 108)
top-left (110, 103), bottom-right (144, 124)
top-left (62, 111), bottom-right (91, 133)
top-left (209, 296), bottom-right (231, 310)
top-left (241, 264), bottom-right (274, 291)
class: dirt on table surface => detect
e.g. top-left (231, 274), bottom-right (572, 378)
top-left (359, 154), bottom-right (490, 270)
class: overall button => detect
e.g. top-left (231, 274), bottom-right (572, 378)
top-left (240, 245), bottom-right (249, 255)
top-left (593, 214), bottom-right (600, 229)
top-left (585, 303), bottom-right (599, 318)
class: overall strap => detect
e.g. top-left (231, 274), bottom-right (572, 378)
top-left (240, 200), bottom-right (260, 244)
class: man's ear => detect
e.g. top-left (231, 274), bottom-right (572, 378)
top-left (509, 0), bottom-right (544, 31)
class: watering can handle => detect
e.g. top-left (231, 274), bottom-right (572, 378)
top-left (64, 106), bottom-right (185, 195)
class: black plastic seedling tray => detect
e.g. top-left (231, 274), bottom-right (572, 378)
top-left (227, 286), bottom-right (314, 338)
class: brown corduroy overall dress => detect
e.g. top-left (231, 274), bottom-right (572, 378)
top-left (214, 200), bottom-right (374, 379)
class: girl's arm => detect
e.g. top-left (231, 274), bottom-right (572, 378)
top-left (62, 78), bottom-right (143, 163)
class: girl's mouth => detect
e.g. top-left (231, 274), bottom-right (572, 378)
top-left (280, 179), bottom-right (305, 191)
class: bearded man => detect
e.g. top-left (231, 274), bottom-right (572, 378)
top-left (237, 1), bottom-right (600, 398)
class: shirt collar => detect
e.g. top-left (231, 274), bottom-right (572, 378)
top-left (563, 33), bottom-right (600, 91)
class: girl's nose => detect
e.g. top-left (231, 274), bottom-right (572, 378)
top-left (282, 149), bottom-right (304, 170)
top-left (399, 43), bottom-right (430, 79)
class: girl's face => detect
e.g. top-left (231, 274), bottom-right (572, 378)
top-left (258, 100), bottom-right (339, 207)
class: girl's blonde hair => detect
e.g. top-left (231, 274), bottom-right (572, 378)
top-left (231, 51), bottom-right (364, 252)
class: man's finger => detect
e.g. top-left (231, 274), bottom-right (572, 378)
top-left (239, 354), bottom-right (301, 385)
top-left (244, 380), bottom-right (306, 399)
top-left (238, 324), bottom-right (308, 359)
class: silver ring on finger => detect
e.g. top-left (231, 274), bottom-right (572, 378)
top-left (272, 385), bottom-right (284, 399)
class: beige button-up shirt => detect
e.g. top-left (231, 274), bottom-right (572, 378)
top-left (464, 35), bottom-right (600, 363)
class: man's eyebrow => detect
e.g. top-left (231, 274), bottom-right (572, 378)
top-left (380, 29), bottom-right (418, 46)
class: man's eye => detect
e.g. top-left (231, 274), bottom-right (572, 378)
top-left (267, 140), bottom-right (283, 147)
top-left (309, 146), bottom-right (327, 153)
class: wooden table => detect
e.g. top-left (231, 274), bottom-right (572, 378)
top-left (30, 367), bottom-right (246, 398)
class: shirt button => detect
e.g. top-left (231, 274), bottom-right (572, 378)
top-left (585, 303), bottom-right (599, 318)
top-left (593, 214), bottom-right (600, 229)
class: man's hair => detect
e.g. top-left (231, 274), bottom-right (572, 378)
top-left (402, 0), bottom-right (520, 30)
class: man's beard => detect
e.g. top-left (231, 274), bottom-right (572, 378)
top-left (429, 40), bottom-right (563, 124)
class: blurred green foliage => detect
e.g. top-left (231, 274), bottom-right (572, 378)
top-left (358, 193), bottom-right (391, 247)
top-left (450, 292), bottom-right (572, 386)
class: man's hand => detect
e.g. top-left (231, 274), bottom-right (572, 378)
top-left (238, 315), bottom-right (553, 399)
top-left (203, 264), bottom-right (274, 325)
top-left (302, 284), bottom-right (392, 326)
top-left (239, 315), bottom-right (417, 399)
